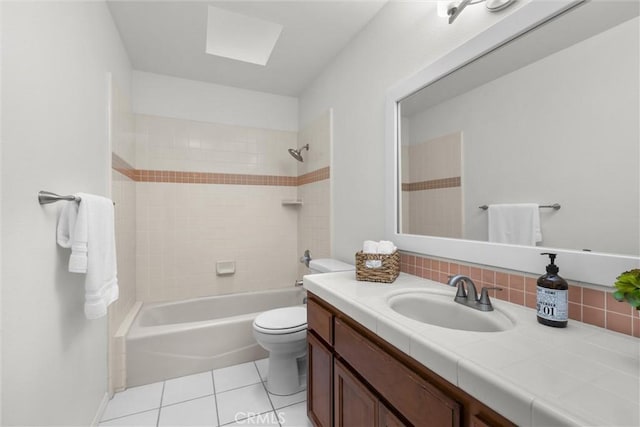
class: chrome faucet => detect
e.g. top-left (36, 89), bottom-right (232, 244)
top-left (447, 275), bottom-right (502, 312)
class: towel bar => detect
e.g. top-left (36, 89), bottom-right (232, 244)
top-left (38, 191), bottom-right (81, 205)
top-left (38, 191), bottom-right (115, 206)
top-left (479, 203), bottom-right (561, 210)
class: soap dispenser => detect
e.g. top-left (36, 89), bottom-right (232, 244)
top-left (536, 253), bottom-right (568, 328)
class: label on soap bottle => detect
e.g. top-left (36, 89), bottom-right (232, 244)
top-left (536, 287), bottom-right (568, 321)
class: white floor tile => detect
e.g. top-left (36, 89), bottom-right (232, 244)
top-left (278, 402), bottom-right (312, 427)
top-left (159, 395), bottom-right (218, 427)
top-left (216, 383), bottom-right (274, 425)
top-left (99, 409), bottom-right (159, 426)
top-left (268, 389), bottom-right (306, 410)
top-left (214, 361), bottom-right (262, 393)
top-left (254, 358), bottom-right (269, 382)
top-left (223, 410), bottom-right (281, 426)
top-left (163, 371), bottom-right (215, 406)
top-left (101, 382), bottom-right (164, 421)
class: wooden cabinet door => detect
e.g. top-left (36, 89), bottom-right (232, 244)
top-left (334, 318), bottom-right (461, 427)
top-left (379, 403), bottom-right (409, 427)
top-left (334, 359), bottom-right (378, 427)
top-left (308, 332), bottom-right (333, 427)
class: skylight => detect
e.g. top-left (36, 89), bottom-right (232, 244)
top-left (205, 6), bottom-right (283, 66)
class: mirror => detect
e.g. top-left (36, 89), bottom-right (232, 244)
top-left (398, 1), bottom-right (639, 256)
top-left (386, 0), bottom-right (640, 286)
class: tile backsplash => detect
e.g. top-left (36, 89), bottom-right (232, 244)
top-left (400, 252), bottom-right (639, 338)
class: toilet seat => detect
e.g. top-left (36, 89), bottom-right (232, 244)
top-left (254, 306), bottom-right (307, 335)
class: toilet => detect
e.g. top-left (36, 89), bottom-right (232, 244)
top-left (252, 258), bottom-right (355, 395)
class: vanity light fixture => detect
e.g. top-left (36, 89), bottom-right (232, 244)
top-left (439, 0), bottom-right (516, 24)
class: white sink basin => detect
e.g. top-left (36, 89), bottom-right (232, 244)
top-left (388, 291), bottom-right (515, 332)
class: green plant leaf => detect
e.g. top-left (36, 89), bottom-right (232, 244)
top-left (612, 290), bottom-right (625, 302)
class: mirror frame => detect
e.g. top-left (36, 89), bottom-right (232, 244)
top-left (385, 0), bottom-right (639, 286)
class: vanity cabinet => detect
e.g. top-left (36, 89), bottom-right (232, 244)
top-left (306, 293), bottom-right (516, 427)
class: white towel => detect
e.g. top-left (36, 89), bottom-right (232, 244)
top-left (488, 203), bottom-right (542, 246)
top-left (56, 193), bottom-right (119, 319)
top-left (363, 240), bottom-right (379, 254)
top-left (378, 240), bottom-right (397, 255)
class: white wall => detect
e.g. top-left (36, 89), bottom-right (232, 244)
top-left (133, 71), bottom-right (299, 133)
top-left (299, 0), bottom-right (532, 262)
top-left (1, 1), bottom-right (131, 425)
top-left (0, 0), bottom-right (3, 420)
top-left (408, 17), bottom-right (639, 255)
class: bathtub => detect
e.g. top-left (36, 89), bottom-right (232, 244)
top-left (126, 287), bottom-right (305, 387)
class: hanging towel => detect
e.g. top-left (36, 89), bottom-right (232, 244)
top-left (488, 203), bottom-right (542, 246)
top-left (56, 193), bottom-right (119, 319)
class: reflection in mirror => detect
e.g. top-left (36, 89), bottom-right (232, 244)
top-left (397, 2), bottom-right (639, 256)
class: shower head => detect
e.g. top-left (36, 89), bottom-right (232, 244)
top-left (288, 144), bottom-right (309, 162)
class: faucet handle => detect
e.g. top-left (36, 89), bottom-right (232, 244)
top-left (478, 287), bottom-right (503, 306)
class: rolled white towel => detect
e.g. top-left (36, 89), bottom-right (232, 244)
top-left (363, 240), bottom-right (379, 254)
top-left (378, 240), bottom-right (397, 255)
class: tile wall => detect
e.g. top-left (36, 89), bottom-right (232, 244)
top-left (134, 115), bottom-right (300, 302)
top-left (297, 111), bottom-right (332, 278)
top-left (136, 182), bottom-right (299, 301)
top-left (135, 114), bottom-right (298, 176)
top-left (130, 112), bottom-right (332, 302)
top-left (401, 132), bottom-right (463, 238)
top-left (400, 253), bottom-right (640, 338)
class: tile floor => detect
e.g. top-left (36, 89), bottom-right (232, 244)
top-left (99, 359), bottom-right (312, 427)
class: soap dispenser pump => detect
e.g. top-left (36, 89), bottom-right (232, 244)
top-left (536, 253), bottom-right (568, 328)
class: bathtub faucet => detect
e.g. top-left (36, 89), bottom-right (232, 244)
top-left (294, 279), bottom-right (303, 287)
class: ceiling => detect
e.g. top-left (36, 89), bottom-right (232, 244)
top-left (107, 1), bottom-right (387, 97)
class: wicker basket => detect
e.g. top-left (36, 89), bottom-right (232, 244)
top-left (355, 250), bottom-right (400, 283)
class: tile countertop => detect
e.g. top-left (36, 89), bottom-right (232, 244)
top-left (303, 272), bottom-right (640, 427)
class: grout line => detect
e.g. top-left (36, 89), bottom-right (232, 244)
top-left (100, 408), bottom-right (160, 423)
top-left (212, 370), bottom-right (221, 427)
top-left (217, 408), bottom-right (277, 427)
top-left (215, 380), bottom-right (265, 395)
top-left (155, 381), bottom-right (165, 427)
top-left (159, 393), bottom-right (216, 409)
top-left (255, 360), bottom-right (282, 427)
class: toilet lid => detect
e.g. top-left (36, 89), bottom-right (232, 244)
top-left (254, 307), bottom-right (307, 333)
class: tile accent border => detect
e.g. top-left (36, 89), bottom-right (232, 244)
top-left (402, 176), bottom-right (461, 192)
top-left (111, 153), bottom-right (329, 187)
top-left (399, 252), bottom-right (640, 338)
top-left (112, 153), bottom-right (136, 181)
top-left (134, 170), bottom-right (299, 186)
top-left (298, 166), bottom-right (330, 186)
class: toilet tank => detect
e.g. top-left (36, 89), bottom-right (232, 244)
top-left (309, 258), bottom-right (355, 274)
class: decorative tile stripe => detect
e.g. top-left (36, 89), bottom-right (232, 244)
top-left (110, 153), bottom-right (329, 187)
top-left (402, 176), bottom-right (460, 192)
top-left (134, 170), bottom-right (299, 186)
top-left (399, 251), bottom-right (640, 338)
top-left (112, 153), bottom-right (136, 181)
top-left (298, 166), bottom-right (330, 186)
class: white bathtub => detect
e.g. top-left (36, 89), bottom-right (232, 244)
top-left (126, 288), bottom-right (306, 387)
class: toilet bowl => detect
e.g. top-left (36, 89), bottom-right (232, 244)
top-left (253, 306), bottom-right (307, 395)
top-left (252, 258), bottom-right (354, 395)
